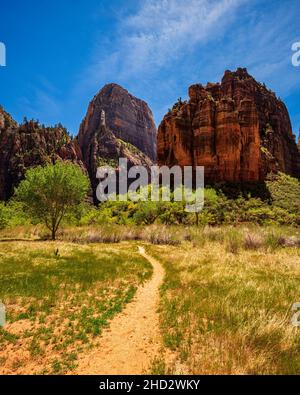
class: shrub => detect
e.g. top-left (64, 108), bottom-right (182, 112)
top-left (265, 230), bottom-right (286, 250)
top-left (225, 228), bottom-right (243, 254)
top-left (243, 231), bottom-right (264, 250)
top-left (141, 225), bottom-right (181, 245)
top-left (0, 203), bottom-right (8, 229)
top-left (266, 173), bottom-right (300, 220)
top-left (133, 202), bottom-right (161, 225)
top-left (59, 176), bottom-right (300, 228)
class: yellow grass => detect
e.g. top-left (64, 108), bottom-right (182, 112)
top-left (148, 239), bottom-right (300, 374)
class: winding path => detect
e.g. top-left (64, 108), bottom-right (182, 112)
top-left (74, 246), bottom-right (165, 375)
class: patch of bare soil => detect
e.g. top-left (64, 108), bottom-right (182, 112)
top-left (73, 246), bottom-right (165, 375)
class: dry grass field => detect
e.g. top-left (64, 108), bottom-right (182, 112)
top-left (0, 240), bottom-right (152, 374)
top-left (0, 225), bottom-right (300, 374)
top-left (148, 227), bottom-right (300, 374)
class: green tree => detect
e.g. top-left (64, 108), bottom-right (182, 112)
top-left (15, 162), bottom-right (90, 240)
top-left (266, 173), bottom-right (300, 217)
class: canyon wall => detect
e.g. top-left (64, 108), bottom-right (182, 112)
top-left (0, 110), bottom-right (84, 200)
top-left (78, 83), bottom-right (157, 161)
top-left (157, 68), bottom-right (300, 183)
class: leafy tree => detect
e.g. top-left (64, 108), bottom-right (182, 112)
top-left (133, 201), bottom-right (161, 225)
top-left (15, 161), bottom-right (90, 240)
top-left (266, 173), bottom-right (300, 217)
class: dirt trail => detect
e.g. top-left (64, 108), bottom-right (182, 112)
top-left (74, 246), bottom-right (165, 375)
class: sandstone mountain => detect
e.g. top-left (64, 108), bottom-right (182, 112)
top-left (78, 109), bottom-right (152, 202)
top-left (78, 84), bottom-right (156, 202)
top-left (0, 84), bottom-right (156, 202)
top-left (1, 72), bottom-right (299, 201)
top-left (78, 83), bottom-right (157, 161)
top-left (157, 68), bottom-right (300, 183)
top-left (0, 110), bottom-right (84, 200)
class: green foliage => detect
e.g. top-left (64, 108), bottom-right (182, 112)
top-left (14, 162), bottom-right (90, 239)
top-left (0, 242), bottom-right (152, 374)
top-left (97, 157), bottom-right (118, 168)
top-left (266, 173), bottom-right (300, 220)
top-left (3, 170), bottom-right (299, 230)
top-left (90, 174), bottom-right (300, 227)
top-left (0, 201), bottom-right (31, 229)
top-left (0, 203), bottom-right (8, 229)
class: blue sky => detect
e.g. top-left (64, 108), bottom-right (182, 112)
top-left (0, 0), bottom-right (299, 138)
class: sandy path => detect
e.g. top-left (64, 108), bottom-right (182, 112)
top-left (74, 246), bottom-right (165, 375)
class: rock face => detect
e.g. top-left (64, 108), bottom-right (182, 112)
top-left (78, 108), bottom-right (153, 202)
top-left (78, 83), bottom-right (157, 161)
top-left (157, 68), bottom-right (300, 183)
top-left (0, 82), bottom-right (157, 202)
top-left (0, 111), bottom-right (84, 200)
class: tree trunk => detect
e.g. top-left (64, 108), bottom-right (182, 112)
top-left (51, 228), bottom-right (56, 241)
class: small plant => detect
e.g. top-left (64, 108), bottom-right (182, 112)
top-left (225, 228), bottom-right (243, 253)
top-left (265, 230), bottom-right (285, 250)
top-left (243, 231), bottom-right (264, 250)
top-left (141, 225), bottom-right (181, 245)
top-left (149, 357), bottom-right (167, 375)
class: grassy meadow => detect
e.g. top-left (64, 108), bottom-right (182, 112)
top-left (148, 226), bottom-right (300, 374)
top-left (0, 224), bottom-right (300, 374)
top-left (0, 239), bottom-right (152, 374)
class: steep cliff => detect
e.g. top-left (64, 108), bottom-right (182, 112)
top-left (157, 68), bottom-right (300, 183)
top-left (78, 83), bottom-right (157, 161)
top-left (0, 111), bottom-right (85, 200)
top-left (78, 109), bottom-right (153, 202)
top-left (1, 81), bottom-right (157, 202)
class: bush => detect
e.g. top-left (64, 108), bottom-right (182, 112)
top-left (225, 228), bottom-right (243, 253)
top-left (265, 229), bottom-right (286, 250)
top-left (266, 173), bottom-right (300, 220)
top-left (0, 203), bottom-right (8, 229)
top-left (141, 225), bottom-right (181, 245)
top-left (243, 231), bottom-right (264, 250)
top-left (9, 174), bottom-right (293, 230)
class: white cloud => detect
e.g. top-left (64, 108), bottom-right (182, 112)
top-left (37, 0), bottom-right (300, 133)
top-left (123, 0), bottom-right (244, 71)
top-left (76, 0), bottom-right (245, 91)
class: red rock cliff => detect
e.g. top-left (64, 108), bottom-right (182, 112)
top-left (78, 83), bottom-right (157, 161)
top-left (0, 111), bottom-right (85, 200)
top-left (157, 68), bottom-right (300, 183)
top-left (78, 107), bottom-right (153, 203)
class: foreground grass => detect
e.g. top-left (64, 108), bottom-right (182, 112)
top-left (1, 224), bottom-right (300, 375)
top-left (0, 241), bottom-right (152, 374)
top-left (148, 236), bottom-right (300, 374)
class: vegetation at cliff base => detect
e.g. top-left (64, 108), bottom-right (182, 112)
top-left (0, 171), bottom-right (299, 235)
top-left (76, 173), bottom-right (300, 227)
